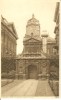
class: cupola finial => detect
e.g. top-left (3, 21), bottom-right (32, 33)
top-left (32, 14), bottom-right (34, 18)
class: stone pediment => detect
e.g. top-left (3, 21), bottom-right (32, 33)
top-left (7, 23), bottom-right (17, 35)
top-left (8, 23), bottom-right (18, 39)
top-left (24, 37), bottom-right (41, 43)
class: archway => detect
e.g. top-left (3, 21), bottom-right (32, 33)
top-left (28, 64), bottom-right (37, 79)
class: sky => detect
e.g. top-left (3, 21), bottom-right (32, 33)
top-left (1, 0), bottom-right (59, 54)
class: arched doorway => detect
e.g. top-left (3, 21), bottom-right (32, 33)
top-left (28, 64), bottom-right (37, 79)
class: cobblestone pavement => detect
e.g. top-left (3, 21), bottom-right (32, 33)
top-left (1, 79), bottom-right (54, 97)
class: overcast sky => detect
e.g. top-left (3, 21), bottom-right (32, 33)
top-left (1, 0), bottom-right (59, 54)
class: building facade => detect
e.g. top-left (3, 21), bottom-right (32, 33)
top-left (16, 15), bottom-right (55, 79)
top-left (49, 2), bottom-right (59, 79)
top-left (48, 3), bottom-right (59, 96)
top-left (54, 2), bottom-right (59, 54)
top-left (1, 16), bottom-right (18, 74)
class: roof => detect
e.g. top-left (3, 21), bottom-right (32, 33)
top-left (27, 14), bottom-right (40, 26)
top-left (7, 23), bottom-right (18, 36)
top-left (23, 35), bottom-right (55, 44)
top-left (41, 30), bottom-right (48, 37)
top-left (16, 52), bottom-right (47, 60)
top-left (1, 16), bottom-right (18, 39)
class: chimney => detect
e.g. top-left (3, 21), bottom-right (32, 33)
top-left (41, 31), bottom-right (48, 53)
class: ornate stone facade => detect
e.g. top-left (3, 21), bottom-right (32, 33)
top-left (16, 15), bottom-right (55, 79)
top-left (16, 58), bottom-right (50, 79)
top-left (26, 14), bottom-right (40, 37)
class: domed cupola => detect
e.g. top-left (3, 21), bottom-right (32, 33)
top-left (26, 14), bottom-right (40, 37)
top-left (27, 14), bottom-right (40, 25)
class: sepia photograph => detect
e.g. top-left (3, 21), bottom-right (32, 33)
top-left (1, 0), bottom-right (60, 98)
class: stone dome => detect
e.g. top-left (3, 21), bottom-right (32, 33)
top-left (47, 37), bottom-right (56, 43)
top-left (27, 14), bottom-right (40, 26)
top-left (26, 14), bottom-right (40, 37)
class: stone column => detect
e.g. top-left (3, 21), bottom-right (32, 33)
top-left (35, 61), bottom-right (40, 79)
top-left (41, 31), bottom-right (48, 53)
top-left (38, 61), bottom-right (42, 79)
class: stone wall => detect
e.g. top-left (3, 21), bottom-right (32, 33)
top-left (1, 23), bottom-right (16, 58)
top-left (16, 59), bottom-right (50, 79)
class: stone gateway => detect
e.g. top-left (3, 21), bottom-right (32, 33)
top-left (16, 58), bottom-right (50, 79)
top-left (16, 15), bottom-right (55, 79)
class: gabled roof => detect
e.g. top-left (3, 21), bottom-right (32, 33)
top-left (23, 36), bottom-right (42, 42)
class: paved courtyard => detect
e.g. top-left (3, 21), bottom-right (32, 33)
top-left (1, 79), bottom-right (54, 97)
